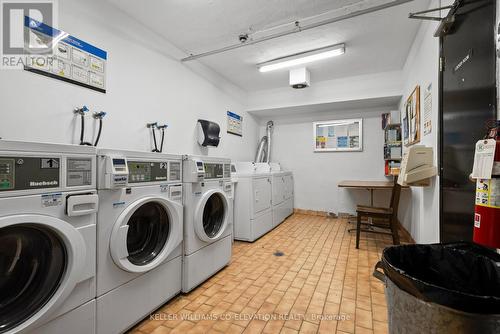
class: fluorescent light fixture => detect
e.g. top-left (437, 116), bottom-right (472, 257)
top-left (258, 43), bottom-right (345, 73)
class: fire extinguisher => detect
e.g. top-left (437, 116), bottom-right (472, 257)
top-left (473, 120), bottom-right (500, 249)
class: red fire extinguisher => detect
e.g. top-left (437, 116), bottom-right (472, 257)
top-left (473, 120), bottom-right (500, 249)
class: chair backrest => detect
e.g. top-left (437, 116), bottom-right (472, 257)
top-left (389, 177), bottom-right (402, 218)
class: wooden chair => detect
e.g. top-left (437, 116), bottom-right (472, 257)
top-left (355, 179), bottom-right (401, 249)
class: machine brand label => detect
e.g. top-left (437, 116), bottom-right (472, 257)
top-left (41, 193), bottom-right (62, 207)
top-left (30, 180), bottom-right (58, 187)
top-left (113, 201), bottom-right (126, 208)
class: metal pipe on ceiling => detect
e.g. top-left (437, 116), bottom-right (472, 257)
top-left (181, 0), bottom-right (415, 62)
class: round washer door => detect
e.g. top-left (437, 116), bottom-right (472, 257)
top-left (194, 189), bottom-right (229, 242)
top-left (109, 197), bottom-right (182, 273)
top-left (0, 215), bottom-right (86, 334)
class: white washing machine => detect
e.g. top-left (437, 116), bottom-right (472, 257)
top-left (182, 156), bottom-right (233, 292)
top-left (231, 162), bottom-right (273, 242)
top-left (269, 163), bottom-right (294, 227)
top-left (96, 149), bottom-right (183, 334)
top-left (0, 141), bottom-right (98, 334)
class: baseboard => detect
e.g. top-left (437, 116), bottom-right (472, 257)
top-left (293, 209), bottom-right (416, 244)
top-left (293, 208), bottom-right (329, 217)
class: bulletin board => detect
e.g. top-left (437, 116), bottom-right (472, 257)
top-left (403, 86), bottom-right (421, 146)
top-left (24, 17), bottom-right (107, 93)
top-left (313, 118), bottom-right (363, 152)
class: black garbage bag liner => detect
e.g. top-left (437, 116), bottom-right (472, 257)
top-left (380, 242), bottom-right (500, 314)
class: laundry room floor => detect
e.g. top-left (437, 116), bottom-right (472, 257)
top-left (129, 214), bottom-right (397, 334)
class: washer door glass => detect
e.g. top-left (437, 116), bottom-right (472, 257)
top-left (126, 202), bottom-right (170, 266)
top-left (0, 225), bottom-right (66, 333)
top-left (202, 193), bottom-right (226, 238)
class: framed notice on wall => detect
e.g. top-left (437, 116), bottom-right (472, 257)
top-left (24, 17), bottom-right (107, 93)
top-left (227, 111), bottom-right (242, 136)
top-left (403, 86), bottom-right (421, 146)
top-left (313, 118), bottom-right (363, 152)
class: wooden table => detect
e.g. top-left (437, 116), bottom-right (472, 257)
top-left (338, 180), bottom-right (406, 206)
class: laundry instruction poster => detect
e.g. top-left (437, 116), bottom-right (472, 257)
top-left (24, 17), bottom-right (107, 93)
top-left (227, 111), bottom-right (243, 136)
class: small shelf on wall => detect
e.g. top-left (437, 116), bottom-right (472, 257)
top-left (382, 111), bottom-right (402, 177)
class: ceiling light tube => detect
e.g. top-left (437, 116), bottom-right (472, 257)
top-left (258, 43), bottom-right (345, 73)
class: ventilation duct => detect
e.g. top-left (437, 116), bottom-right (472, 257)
top-left (255, 121), bottom-right (274, 163)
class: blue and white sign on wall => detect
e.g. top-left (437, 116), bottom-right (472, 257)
top-left (24, 17), bottom-right (107, 93)
top-left (227, 111), bottom-right (243, 137)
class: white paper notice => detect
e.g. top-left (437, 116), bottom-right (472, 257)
top-left (472, 139), bottom-right (497, 179)
top-left (348, 123), bottom-right (359, 136)
top-left (72, 64), bottom-right (89, 83)
top-left (336, 125), bottom-right (348, 137)
top-left (72, 47), bottom-right (89, 67)
top-left (423, 83), bottom-right (432, 135)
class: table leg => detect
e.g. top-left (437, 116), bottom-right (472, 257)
top-left (367, 188), bottom-right (374, 226)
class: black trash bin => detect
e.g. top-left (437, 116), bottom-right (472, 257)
top-left (373, 242), bottom-right (500, 334)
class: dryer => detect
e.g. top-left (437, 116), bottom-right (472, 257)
top-left (182, 156), bottom-right (233, 292)
top-left (231, 162), bottom-right (273, 242)
top-left (0, 141), bottom-right (98, 334)
top-left (96, 149), bottom-right (183, 334)
top-left (270, 163), bottom-right (294, 227)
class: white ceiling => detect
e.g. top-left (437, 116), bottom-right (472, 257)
top-left (107, 0), bottom-right (429, 92)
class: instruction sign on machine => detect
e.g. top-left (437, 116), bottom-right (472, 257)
top-left (24, 17), bottom-right (107, 93)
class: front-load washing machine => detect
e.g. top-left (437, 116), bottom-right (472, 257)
top-left (96, 149), bottom-right (183, 334)
top-left (0, 140), bottom-right (98, 334)
top-left (182, 156), bottom-right (233, 292)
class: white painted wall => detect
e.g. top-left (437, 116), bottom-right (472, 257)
top-left (398, 0), bottom-right (445, 243)
top-left (0, 0), bottom-right (258, 161)
top-left (257, 109), bottom-right (411, 226)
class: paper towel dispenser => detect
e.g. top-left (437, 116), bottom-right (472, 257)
top-left (197, 119), bottom-right (221, 147)
top-left (398, 145), bottom-right (437, 186)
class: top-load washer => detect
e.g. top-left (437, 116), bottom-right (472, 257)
top-left (231, 161), bottom-right (273, 242)
top-left (96, 149), bottom-right (183, 334)
top-left (269, 162), bottom-right (294, 227)
top-left (0, 140), bottom-right (98, 334)
top-left (182, 156), bottom-right (233, 292)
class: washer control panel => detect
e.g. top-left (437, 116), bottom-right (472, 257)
top-left (127, 160), bottom-right (169, 183)
top-left (204, 163), bottom-right (224, 179)
top-left (0, 156), bottom-right (60, 191)
top-left (0, 158), bottom-right (15, 190)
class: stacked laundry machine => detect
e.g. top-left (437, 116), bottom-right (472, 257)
top-left (0, 141), bottom-right (98, 334)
